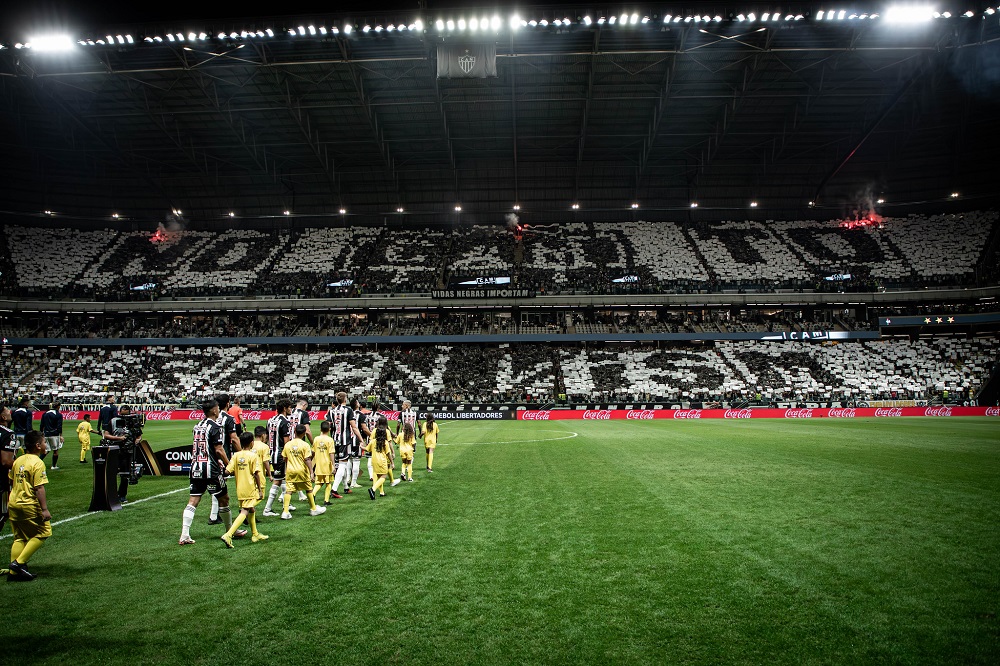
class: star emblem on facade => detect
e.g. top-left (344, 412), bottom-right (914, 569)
top-left (947, 317), bottom-right (955, 323)
top-left (935, 317), bottom-right (943, 324)
top-left (924, 317), bottom-right (932, 324)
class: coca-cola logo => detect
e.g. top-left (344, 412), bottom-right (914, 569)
top-left (62, 411), bottom-right (81, 420)
top-left (522, 411), bottom-right (551, 420)
top-left (626, 410), bottom-right (655, 420)
top-left (583, 410), bottom-right (612, 420)
top-left (144, 411), bottom-right (174, 421)
top-left (986, 407), bottom-right (1000, 417)
top-left (784, 409), bottom-right (814, 419)
top-left (242, 410), bottom-right (264, 421)
top-left (672, 409), bottom-right (702, 419)
top-left (828, 408), bottom-right (857, 418)
top-left (874, 408), bottom-right (903, 417)
top-left (307, 410), bottom-right (322, 421)
top-left (923, 406), bottom-right (953, 417)
top-left (188, 410), bottom-right (205, 420)
top-left (724, 409), bottom-right (753, 419)
top-left (379, 410), bottom-right (401, 421)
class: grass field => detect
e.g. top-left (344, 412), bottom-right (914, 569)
top-left (4, 418), bottom-right (999, 665)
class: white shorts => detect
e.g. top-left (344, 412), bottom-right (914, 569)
top-left (45, 436), bottom-right (63, 451)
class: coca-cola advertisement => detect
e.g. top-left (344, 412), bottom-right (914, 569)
top-left (517, 407), bottom-right (998, 420)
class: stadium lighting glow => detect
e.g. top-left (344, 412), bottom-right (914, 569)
top-left (950, 192), bottom-right (960, 198)
top-left (385, 24), bottom-right (394, 32)
top-left (597, 17), bottom-right (606, 24)
top-left (748, 13), bottom-right (756, 21)
top-left (539, 19), bottom-right (549, 27)
top-left (885, 5), bottom-right (936, 23)
top-left (106, 35), bottom-right (114, 43)
top-left (319, 26), bottom-right (328, 34)
top-left (446, 20), bottom-right (455, 30)
top-left (344, 25), bottom-right (352, 35)
top-left (608, 16), bottom-right (616, 24)
top-left (826, 11), bottom-right (835, 21)
top-left (631, 203), bottom-right (639, 209)
top-left (808, 201), bottom-right (815, 207)
top-left (126, 34), bottom-right (134, 43)
top-left (584, 16), bottom-right (592, 25)
top-left (737, 14), bottom-right (746, 22)
top-left (44, 210), bottom-right (53, 215)
top-left (663, 15), bottom-right (671, 23)
top-left (620, 14), bottom-right (629, 24)
top-left (458, 18), bottom-right (466, 30)
top-left (415, 20), bottom-right (424, 31)
top-left (297, 26), bottom-right (306, 35)
top-left (228, 211), bottom-right (235, 217)
top-left (436, 19), bottom-right (445, 30)
top-left (963, 10), bottom-right (974, 17)
top-left (374, 25), bottom-right (383, 32)
top-left (838, 10), bottom-right (847, 20)
top-left (986, 8), bottom-right (996, 16)
top-left (641, 16), bottom-right (650, 24)
top-left (176, 33), bottom-right (184, 41)
top-left (512, 204), bottom-right (521, 210)
top-left (339, 208), bottom-right (347, 214)
top-left (307, 25), bottom-right (316, 35)
top-left (877, 198), bottom-right (885, 204)
top-left (470, 18), bottom-right (479, 31)
top-left (396, 207), bottom-right (404, 213)
top-left (362, 25), bottom-right (371, 33)
top-left (491, 16), bottom-right (501, 31)
top-left (630, 13), bottom-right (639, 24)
top-left (690, 202), bottom-right (698, 208)
top-left (571, 203), bottom-right (580, 210)
top-left (283, 210), bottom-right (290, 215)
top-left (25, 34), bottom-right (74, 52)
top-left (762, 12), bottom-right (770, 21)
top-left (509, 15), bottom-right (521, 29)
top-left (454, 205), bottom-right (462, 212)
top-left (265, 29), bottom-right (274, 37)
top-left (750, 201), bottom-right (758, 208)
top-left (111, 212), bottom-right (120, 218)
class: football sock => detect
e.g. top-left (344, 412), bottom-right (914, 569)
top-left (10, 539), bottom-right (25, 563)
top-left (282, 493), bottom-right (292, 514)
top-left (248, 512), bottom-right (259, 536)
top-left (210, 495), bottom-right (220, 521)
top-left (372, 477), bottom-right (385, 493)
top-left (224, 512), bottom-right (247, 539)
top-left (387, 468), bottom-right (395, 483)
top-left (308, 492), bottom-right (317, 510)
top-left (266, 484), bottom-right (282, 511)
top-left (52, 452), bottom-right (59, 468)
top-left (181, 504), bottom-right (196, 539)
top-left (426, 450), bottom-right (434, 470)
top-left (352, 459), bottom-right (361, 484)
top-left (16, 537), bottom-right (46, 564)
top-left (324, 484), bottom-right (332, 502)
top-left (367, 458), bottom-right (374, 480)
top-left (80, 448), bottom-right (86, 462)
top-left (220, 506), bottom-right (233, 530)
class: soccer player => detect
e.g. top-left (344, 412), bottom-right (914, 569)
top-left (209, 394), bottom-right (240, 526)
top-left (280, 424), bottom-right (324, 519)
top-left (7, 431), bottom-right (51, 581)
top-left (12, 397), bottom-right (33, 450)
top-left (178, 399), bottom-right (245, 545)
top-left (97, 396), bottom-right (117, 440)
top-left (396, 423), bottom-right (417, 483)
top-left (329, 392), bottom-right (364, 497)
top-left (290, 398), bottom-right (313, 501)
top-left (40, 402), bottom-right (64, 470)
top-left (77, 414), bottom-right (94, 464)
top-left (0, 406), bottom-right (16, 535)
top-left (350, 397), bottom-right (371, 489)
top-left (221, 432), bottom-right (267, 547)
top-left (263, 399), bottom-right (294, 517)
top-left (312, 420), bottom-right (338, 504)
top-left (423, 413), bottom-right (440, 473)
top-left (396, 399), bottom-right (420, 440)
top-left (365, 416), bottom-right (393, 499)
top-left (251, 425), bottom-right (272, 481)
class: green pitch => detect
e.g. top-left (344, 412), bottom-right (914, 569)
top-left (5, 418), bottom-right (999, 665)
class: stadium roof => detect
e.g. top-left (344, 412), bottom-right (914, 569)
top-left (1, 3), bottom-right (999, 224)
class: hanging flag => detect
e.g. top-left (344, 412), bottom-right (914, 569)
top-left (437, 43), bottom-right (497, 78)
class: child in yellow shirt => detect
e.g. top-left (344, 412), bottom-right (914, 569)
top-left (395, 423), bottom-right (416, 482)
top-left (77, 414), bottom-right (94, 464)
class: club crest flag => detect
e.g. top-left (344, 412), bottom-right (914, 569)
top-left (437, 43), bottom-right (497, 78)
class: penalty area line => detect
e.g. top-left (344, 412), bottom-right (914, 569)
top-left (0, 485), bottom-right (188, 541)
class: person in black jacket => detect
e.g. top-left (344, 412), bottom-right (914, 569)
top-left (12, 397), bottom-right (33, 450)
top-left (40, 403), bottom-right (64, 470)
top-left (97, 396), bottom-right (117, 437)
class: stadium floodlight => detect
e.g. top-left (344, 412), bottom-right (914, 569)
top-left (630, 13), bottom-right (639, 24)
top-left (690, 202), bottom-right (698, 208)
top-left (187, 32), bottom-right (196, 40)
top-left (950, 192), bottom-right (960, 198)
top-left (663, 15), bottom-right (672, 23)
top-left (415, 19), bottom-right (424, 31)
top-left (228, 211), bottom-right (236, 217)
top-left (715, 15), bottom-right (724, 22)
top-left (297, 26), bottom-right (306, 35)
top-left (539, 19), bottom-right (549, 27)
top-left (817, 10), bottom-right (825, 20)
top-left (762, 12), bottom-right (770, 21)
top-left (641, 16), bottom-right (650, 24)
top-left (126, 34), bottom-right (134, 43)
top-left (620, 13), bottom-right (629, 24)
top-left (446, 20), bottom-right (455, 30)
top-left (838, 10), bottom-right (847, 20)
top-left (877, 198), bottom-right (885, 204)
top-left (283, 210), bottom-right (290, 215)
top-left (396, 207), bottom-right (404, 213)
top-left (319, 26), bottom-right (328, 34)
top-left (437, 19), bottom-right (445, 30)
top-left (458, 18), bottom-right (466, 30)
top-left (512, 204), bottom-right (521, 210)
top-left (386, 24), bottom-right (394, 32)
top-left (362, 24), bottom-right (371, 33)
top-left (489, 16), bottom-right (500, 31)
top-left (470, 17), bottom-right (479, 31)
top-left (885, 5), bottom-right (936, 23)
top-left (750, 201), bottom-right (758, 208)
top-left (941, 12), bottom-right (952, 18)
top-left (308, 25), bottom-right (316, 35)
top-left (374, 25), bottom-right (383, 32)
top-left (288, 29), bottom-right (296, 35)
top-left (737, 14), bottom-right (746, 22)
top-left (963, 10), bottom-right (974, 17)
top-left (631, 202), bottom-right (639, 209)
top-left (748, 13), bottom-right (756, 21)
top-left (584, 16), bottom-right (592, 25)
top-left (986, 8), bottom-right (996, 15)
top-left (808, 201), bottom-right (815, 207)
top-left (509, 15), bottom-right (521, 29)
top-left (339, 208), bottom-right (347, 214)
top-left (608, 16), bottom-right (616, 24)
top-left (774, 13), bottom-right (782, 21)
top-left (571, 203), bottom-right (580, 210)
top-left (112, 212), bottom-right (120, 219)
top-left (265, 28), bottom-right (274, 37)
top-left (343, 24), bottom-right (352, 34)
top-left (529, 19), bottom-right (538, 27)
top-left (826, 11), bottom-right (835, 21)
top-left (26, 34), bottom-right (75, 52)
top-left (454, 205), bottom-right (462, 212)
top-left (597, 17), bottom-right (606, 24)
top-left (115, 34), bottom-right (124, 44)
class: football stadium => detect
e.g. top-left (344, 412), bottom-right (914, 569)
top-left (1, 1), bottom-right (999, 663)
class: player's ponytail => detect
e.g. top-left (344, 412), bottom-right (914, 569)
top-left (375, 422), bottom-right (389, 454)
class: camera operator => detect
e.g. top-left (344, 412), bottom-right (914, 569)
top-left (102, 405), bottom-right (136, 504)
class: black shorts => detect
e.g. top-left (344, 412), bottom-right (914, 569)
top-left (189, 474), bottom-right (229, 497)
top-left (270, 457), bottom-right (286, 480)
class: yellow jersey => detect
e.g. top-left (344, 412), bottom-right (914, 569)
top-left (423, 423), bottom-right (440, 447)
top-left (8, 453), bottom-right (48, 520)
top-left (312, 435), bottom-right (334, 476)
top-left (364, 434), bottom-right (393, 474)
top-left (395, 432), bottom-right (416, 459)
top-left (226, 450), bottom-right (262, 502)
top-left (282, 438), bottom-right (313, 482)
top-left (77, 421), bottom-right (93, 444)
top-left (252, 441), bottom-right (271, 474)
